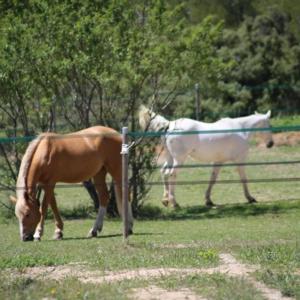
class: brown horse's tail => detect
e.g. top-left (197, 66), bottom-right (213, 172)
top-left (16, 134), bottom-right (46, 201)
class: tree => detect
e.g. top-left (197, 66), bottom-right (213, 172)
top-left (0, 0), bottom-right (228, 215)
top-left (198, 9), bottom-right (300, 120)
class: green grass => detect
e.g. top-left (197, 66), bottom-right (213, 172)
top-left (257, 270), bottom-right (300, 298)
top-left (0, 139), bottom-right (299, 299)
top-left (271, 115), bottom-right (300, 127)
top-left (238, 242), bottom-right (300, 298)
top-left (157, 273), bottom-right (265, 300)
top-left (0, 273), bottom-right (267, 300)
top-left (0, 276), bottom-right (130, 300)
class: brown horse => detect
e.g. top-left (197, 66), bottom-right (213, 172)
top-left (10, 126), bottom-right (133, 241)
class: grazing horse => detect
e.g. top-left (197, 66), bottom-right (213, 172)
top-left (10, 126), bottom-right (133, 241)
top-left (139, 106), bottom-right (274, 208)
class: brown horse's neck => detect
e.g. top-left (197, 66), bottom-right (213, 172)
top-left (16, 134), bottom-right (44, 202)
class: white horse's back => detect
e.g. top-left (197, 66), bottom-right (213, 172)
top-left (167, 117), bottom-right (249, 163)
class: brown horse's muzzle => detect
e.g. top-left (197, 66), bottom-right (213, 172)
top-left (22, 233), bottom-right (34, 242)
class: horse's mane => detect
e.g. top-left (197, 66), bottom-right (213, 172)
top-left (16, 134), bottom-right (45, 201)
top-left (138, 105), bottom-right (169, 131)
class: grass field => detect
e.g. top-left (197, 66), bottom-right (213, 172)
top-left (0, 136), bottom-right (299, 299)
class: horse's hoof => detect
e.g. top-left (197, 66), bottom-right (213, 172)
top-left (247, 196), bottom-right (257, 203)
top-left (87, 230), bottom-right (97, 238)
top-left (54, 232), bottom-right (63, 240)
top-left (248, 198), bottom-right (257, 204)
top-left (171, 203), bottom-right (180, 209)
top-left (161, 199), bottom-right (169, 207)
top-left (34, 237), bottom-right (41, 242)
top-left (127, 229), bottom-right (133, 235)
top-left (205, 201), bottom-right (216, 208)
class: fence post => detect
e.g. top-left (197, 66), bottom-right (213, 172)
top-left (121, 127), bottom-right (129, 240)
top-left (195, 83), bottom-right (200, 121)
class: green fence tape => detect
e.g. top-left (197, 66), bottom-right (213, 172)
top-left (0, 125), bottom-right (299, 144)
top-left (128, 125), bottom-right (300, 137)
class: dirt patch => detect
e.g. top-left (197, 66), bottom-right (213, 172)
top-left (131, 285), bottom-right (206, 300)
top-left (272, 132), bottom-right (300, 146)
top-left (7, 253), bottom-right (294, 300)
top-left (219, 254), bottom-right (293, 300)
top-left (157, 243), bottom-right (202, 249)
top-left (256, 132), bottom-right (300, 147)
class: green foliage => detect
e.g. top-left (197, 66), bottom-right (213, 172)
top-left (0, 0), bottom-right (227, 213)
top-left (213, 8), bottom-right (300, 118)
top-left (197, 248), bottom-right (218, 261)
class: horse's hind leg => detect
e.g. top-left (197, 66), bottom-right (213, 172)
top-left (87, 168), bottom-right (109, 238)
top-left (237, 165), bottom-right (257, 203)
top-left (205, 164), bottom-right (221, 207)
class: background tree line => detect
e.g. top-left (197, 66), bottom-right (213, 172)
top-left (0, 0), bottom-right (299, 215)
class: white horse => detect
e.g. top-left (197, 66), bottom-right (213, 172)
top-left (139, 106), bottom-right (274, 208)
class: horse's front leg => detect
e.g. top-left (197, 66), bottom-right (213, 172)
top-left (205, 164), bottom-right (222, 207)
top-left (33, 193), bottom-right (49, 241)
top-left (167, 159), bottom-right (182, 208)
top-left (50, 191), bottom-right (64, 240)
top-left (160, 161), bottom-right (170, 207)
top-left (237, 165), bottom-right (257, 203)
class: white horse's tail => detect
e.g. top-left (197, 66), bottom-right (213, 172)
top-left (138, 105), bottom-right (170, 132)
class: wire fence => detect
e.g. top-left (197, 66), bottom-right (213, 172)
top-left (0, 124), bottom-right (299, 193)
top-left (0, 124), bottom-right (299, 144)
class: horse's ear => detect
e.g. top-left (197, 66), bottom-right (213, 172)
top-left (266, 110), bottom-right (271, 118)
top-left (9, 195), bottom-right (17, 204)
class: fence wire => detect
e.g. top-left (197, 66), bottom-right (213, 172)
top-left (0, 124), bottom-right (300, 143)
top-left (0, 124), bottom-right (299, 192)
top-left (0, 175), bottom-right (299, 192)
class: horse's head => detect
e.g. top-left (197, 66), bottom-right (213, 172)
top-left (255, 110), bottom-right (274, 148)
top-left (138, 105), bottom-right (169, 132)
top-left (11, 192), bottom-right (41, 241)
top-left (138, 105), bottom-right (153, 130)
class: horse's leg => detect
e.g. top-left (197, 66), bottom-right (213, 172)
top-left (87, 168), bottom-right (108, 238)
top-left (33, 191), bottom-right (49, 241)
top-left (48, 193), bottom-right (64, 240)
top-left (167, 158), bottom-right (183, 208)
top-left (205, 165), bottom-right (222, 207)
top-left (160, 156), bottom-right (173, 207)
top-left (237, 165), bottom-right (257, 203)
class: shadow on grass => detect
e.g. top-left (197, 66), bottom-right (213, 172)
top-left (45, 232), bottom-right (163, 242)
top-left (44, 199), bottom-right (300, 222)
top-left (136, 199), bottom-right (300, 221)
top-left (48, 205), bottom-right (96, 220)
